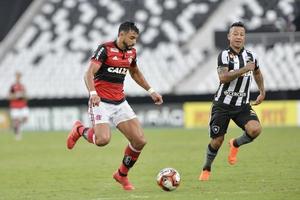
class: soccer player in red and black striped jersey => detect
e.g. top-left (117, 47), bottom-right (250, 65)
top-left (67, 22), bottom-right (163, 190)
top-left (8, 72), bottom-right (29, 140)
top-left (199, 22), bottom-right (265, 181)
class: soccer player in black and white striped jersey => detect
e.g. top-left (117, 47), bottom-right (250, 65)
top-left (199, 22), bottom-right (265, 181)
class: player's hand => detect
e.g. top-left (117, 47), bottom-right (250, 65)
top-left (150, 92), bottom-right (163, 105)
top-left (245, 62), bottom-right (255, 72)
top-left (251, 92), bottom-right (265, 106)
top-left (89, 94), bottom-right (101, 107)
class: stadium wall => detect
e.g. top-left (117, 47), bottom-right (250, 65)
top-left (1, 100), bottom-right (300, 132)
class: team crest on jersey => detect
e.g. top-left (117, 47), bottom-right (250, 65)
top-left (110, 47), bottom-right (119, 52)
top-left (211, 125), bottom-right (220, 134)
top-left (95, 115), bottom-right (102, 120)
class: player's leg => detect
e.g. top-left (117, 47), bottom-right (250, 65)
top-left (67, 102), bottom-right (111, 149)
top-left (114, 118), bottom-right (145, 190)
top-left (13, 118), bottom-right (21, 140)
top-left (229, 105), bottom-right (261, 164)
top-left (117, 118), bottom-right (146, 174)
top-left (16, 107), bottom-right (29, 140)
top-left (112, 101), bottom-right (144, 190)
top-left (10, 109), bottom-right (22, 140)
top-left (199, 104), bottom-right (230, 181)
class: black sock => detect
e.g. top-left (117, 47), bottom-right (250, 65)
top-left (82, 128), bottom-right (89, 140)
top-left (202, 144), bottom-right (218, 171)
top-left (234, 132), bottom-right (254, 147)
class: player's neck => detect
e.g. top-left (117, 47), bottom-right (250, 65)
top-left (116, 38), bottom-right (126, 51)
top-left (230, 45), bottom-right (243, 54)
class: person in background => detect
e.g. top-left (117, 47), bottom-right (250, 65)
top-left (8, 72), bottom-right (29, 140)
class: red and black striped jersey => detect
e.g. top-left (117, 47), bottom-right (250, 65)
top-left (9, 83), bottom-right (27, 108)
top-left (90, 41), bottom-right (137, 104)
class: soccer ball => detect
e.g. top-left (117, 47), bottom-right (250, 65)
top-left (156, 167), bottom-right (180, 191)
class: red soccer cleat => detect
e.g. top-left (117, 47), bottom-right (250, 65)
top-left (113, 171), bottom-right (135, 190)
top-left (228, 138), bottom-right (239, 165)
top-left (67, 120), bottom-right (84, 149)
top-left (199, 170), bottom-right (210, 181)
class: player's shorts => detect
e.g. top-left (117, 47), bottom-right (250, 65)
top-left (88, 100), bottom-right (136, 126)
top-left (209, 102), bottom-right (259, 138)
top-left (10, 107), bottom-right (29, 120)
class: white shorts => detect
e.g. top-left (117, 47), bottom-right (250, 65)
top-left (88, 100), bottom-right (136, 126)
top-left (10, 107), bottom-right (29, 120)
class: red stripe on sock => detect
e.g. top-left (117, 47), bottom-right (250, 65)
top-left (87, 128), bottom-right (94, 143)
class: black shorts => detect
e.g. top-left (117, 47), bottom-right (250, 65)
top-left (209, 102), bottom-right (259, 138)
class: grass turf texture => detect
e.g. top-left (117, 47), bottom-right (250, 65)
top-left (0, 127), bottom-right (299, 200)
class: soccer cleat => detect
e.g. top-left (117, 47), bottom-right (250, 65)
top-left (228, 138), bottom-right (239, 165)
top-left (67, 120), bottom-right (84, 149)
top-left (199, 170), bottom-right (210, 181)
top-left (113, 171), bottom-right (135, 190)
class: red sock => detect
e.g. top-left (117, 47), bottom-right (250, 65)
top-left (81, 128), bottom-right (95, 144)
top-left (78, 126), bottom-right (85, 136)
top-left (119, 144), bottom-right (141, 176)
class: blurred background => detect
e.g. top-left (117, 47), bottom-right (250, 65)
top-left (0, 0), bottom-right (300, 132)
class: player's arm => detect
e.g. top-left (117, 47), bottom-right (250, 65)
top-left (84, 61), bottom-right (101, 106)
top-left (252, 68), bottom-right (265, 105)
top-left (218, 62), bottom-right (255, 83)
top-left (129, 65), bottom-right (163, 105)
top-left (8, 87), bottom-right (16, 100)
top-left (85, 44), bottom-right (107, 106)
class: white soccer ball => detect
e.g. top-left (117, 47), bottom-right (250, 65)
top-left (156, 167), bottom-right (180, 191)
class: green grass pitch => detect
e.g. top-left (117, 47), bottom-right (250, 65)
top-left (0, 127), bottom-right (299, 200)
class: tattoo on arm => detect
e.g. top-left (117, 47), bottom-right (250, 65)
top-left (217, 66), bottom-right (228, 75)
top-left (254, 69), bottom-right (265, 94)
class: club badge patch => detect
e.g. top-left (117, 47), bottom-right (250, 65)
top-left (211, 125), bottom-right (220, 134)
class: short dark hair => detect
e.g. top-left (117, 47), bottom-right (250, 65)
top-left (118, 21), bottom-right (139, 35)
top-left (229, 21), bottom-right (246, 32)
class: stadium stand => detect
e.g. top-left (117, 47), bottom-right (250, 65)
top-left (0, 0), bottom-right (299, 100)
top-left (219, 0), bottom-right (300, 32)
top-left (0, 0), bottom-right (223, 99)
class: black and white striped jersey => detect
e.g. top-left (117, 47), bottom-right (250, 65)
top-left (214, 47), bottom-right (259, 106)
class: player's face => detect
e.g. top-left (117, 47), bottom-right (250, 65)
top-left (15, 73), bottom-right (21, 82)
top-left (228, 26), bottom-right (245, 50)
top-left (121, 30), bottom-right (139, 50)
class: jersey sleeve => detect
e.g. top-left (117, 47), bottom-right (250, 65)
top-left (10, 85), bottom-right (14, 93)
top-left (90, 44), bottom-right (107, 64)
top-left (217, 50), bottom-right (229, 68)
top-left (252, 52), bottom-right (260, 70)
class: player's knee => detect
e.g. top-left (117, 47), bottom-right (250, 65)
top-left (94, 135), bottom-right (110, 146)
top-left (211, 135), bottom-right (224, 149)
top-left (132, 137), bottom-right (147, 150)
top-left (248, 124), bottom-right (262, 138)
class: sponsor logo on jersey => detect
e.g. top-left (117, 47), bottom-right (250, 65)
top-left (96, 47), bottom-right (105, 60)
top-left (107, 67), bottom-right (128, 75)
top-left (112, 56), bottom-right (118, 60)
top-left (224, 90), bottom-right (246, 97)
